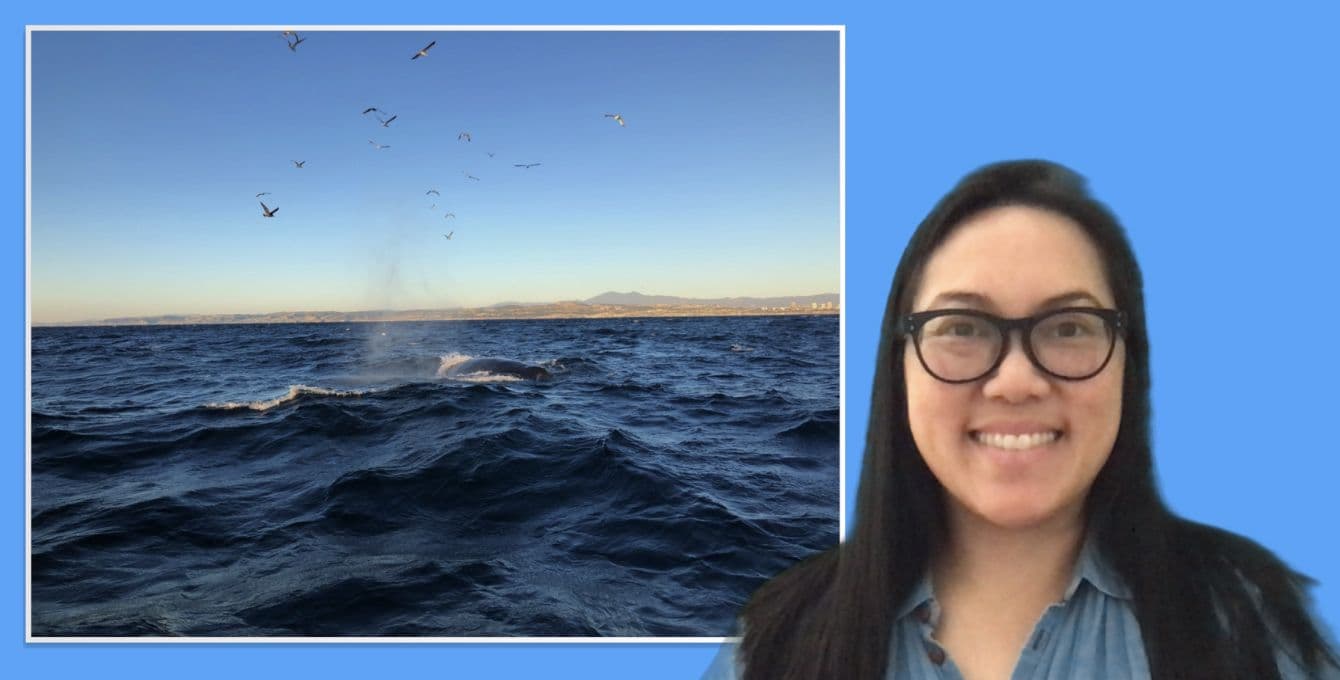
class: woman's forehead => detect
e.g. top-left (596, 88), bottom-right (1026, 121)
top-left (913, 205), bottom-right (1116, 313)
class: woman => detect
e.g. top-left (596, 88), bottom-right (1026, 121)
top-left (705, 160), bottom-right (1339, 679)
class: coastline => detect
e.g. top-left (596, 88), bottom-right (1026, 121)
top-left (32, 303), bottom-right (841, 328)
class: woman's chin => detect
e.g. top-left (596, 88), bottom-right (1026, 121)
top-left (962, 495), bottom-right (1077, 532)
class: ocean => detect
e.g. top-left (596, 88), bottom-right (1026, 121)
top-left (30, 315), bottom-right (839, 637)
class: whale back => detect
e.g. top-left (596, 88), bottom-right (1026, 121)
top-left (448, 358), bottom-right (551, 382)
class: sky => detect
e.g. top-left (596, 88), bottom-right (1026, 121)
top-left (28, 28), bottom-right (840, 323)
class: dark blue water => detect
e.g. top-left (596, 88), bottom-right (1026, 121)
top-left (30, 316), bottom-right (839, 637)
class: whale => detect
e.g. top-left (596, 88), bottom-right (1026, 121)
top-left (443, 358), bottom-right (552, 382)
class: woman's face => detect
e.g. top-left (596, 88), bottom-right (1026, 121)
top-left (904, 205), bottom-right (1124, 532)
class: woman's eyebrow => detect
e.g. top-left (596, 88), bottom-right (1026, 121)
top-left (926, 291), bottom-right (993, 309)
top-left (925, 290), bottom-right (1104, 312)
top-left (1039, 290), bottom-right (1105, 309)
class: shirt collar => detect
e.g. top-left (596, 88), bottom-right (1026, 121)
top-left (894, 532), bottom-right (1132, 620)
top-left (894, 570), bottom-right (936, 620)
top-left (1068, 532), bottom-right (1132, 600)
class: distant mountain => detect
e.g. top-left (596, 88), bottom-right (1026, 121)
top-left (584, 291), bottom-right (839, 309)
top-left (36, 292), bottom-right (840, 327)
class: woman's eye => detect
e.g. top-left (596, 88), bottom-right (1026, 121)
top-left (1056, 322), bottom-right (1084, 337)
top-left (926, 317), bottom-right (988, 338)
top-left (1040, 315), bottom-right (1101, 339)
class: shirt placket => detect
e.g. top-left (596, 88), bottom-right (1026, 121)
top-left (913, 599), bottom-right (964, 679)
top-left (907, 597), bottom-right (1068, 680)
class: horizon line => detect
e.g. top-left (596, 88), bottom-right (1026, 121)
top-left (32, 291), bottom-right (842, 327)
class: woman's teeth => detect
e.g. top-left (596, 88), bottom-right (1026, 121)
top-left (972, 431), bottom-right (1059, 450)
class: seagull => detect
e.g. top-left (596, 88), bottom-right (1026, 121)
top-left (369, 140), bottom-right (390, 150)
top-left (444, 212), bottom-right (455, 219)
top-left (256, 192), bottom-right (270, 197)
top-left (443, 231), bottom-right (453, 239)
top-left (426, 189), bottom-right (440, 196)
top-left (260, 201), bottom-right (278, 217)
top-left (361, 107), bottom-right (381, 116)
top-left (458, 132), bottom-right (471, 142)
top-left (378, 114), bottom-right (398, 127)
top-left (513, 163), bottom-right (541, 169)
top-left (286, 34), bottom-right (306, 52)
top-left (292, 160), bottom-right (305, 168)
top-left (604, 113), bottom-right (626, 127)
top-left (412, 41), bottom-right (437, 60)
top-left (463, 172), bottom-right (479, 181)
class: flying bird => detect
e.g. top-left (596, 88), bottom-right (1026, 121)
top-left (412, 40), bottom-right (437, 60)
top-left (379, 114), bottom-right (398, 127)
top-left (604, 113), bottom-right (626, 127)
top-left (443, 231), bottom-right (453, 239)
top-left (286, 34), bottom-right (306, 52)
top-left (444, 212), bottom-right (455, 219)
top-left (369, 140), bottom-right (390, 150)
top-left (427, 189), bottom-right (440, 196)
top-left (463, 172), bottom-right (479, 181)
top-left (361, 107), bottom-right (381, 116)
top-left (256, 192), bottom-right (270, 197)
top-left (292, 160), bottom-right (305, 168)
top-left (457, 132), bottom-right (471, 142)
top-left (513, 163), bottom-right (541, 169)
top-left (486, 152), bottom-right (495, 158)
top-left (260, 201), bottom-right (278, 217)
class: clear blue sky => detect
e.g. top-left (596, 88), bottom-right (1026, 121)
top-left (30, 28), bottom-right (839, 323)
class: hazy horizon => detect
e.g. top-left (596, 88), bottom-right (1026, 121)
top-left (33, 289), bottom-right (842, 325)
top-left (29, 28), bottom-right (841, 326)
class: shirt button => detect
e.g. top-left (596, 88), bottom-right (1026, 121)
top-left (926, 645), bottom-right (946, 666)
top-left (914, 603), bottom-right (931, 624)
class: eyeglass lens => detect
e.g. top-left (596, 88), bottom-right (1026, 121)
top-left (917, 310), bottom-right (1114, 381)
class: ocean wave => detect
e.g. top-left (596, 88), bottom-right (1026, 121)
top-left (543, 356), bottom-right (600, 374)
top-left (286, 334), bottom-right (356, 348)
top-left (31, 315), bottom-right (839, 637)
top-left (358, 355), bottom-right (450, 380)
top-left (776, 408), bottom-right (840, 441)
top-left (204, 384), bottom-right (378, 412)
top-left (594, 380), bottom-right (668, 396)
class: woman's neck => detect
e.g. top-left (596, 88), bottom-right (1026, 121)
top-left (932, 505), bottom-right (1086, 607)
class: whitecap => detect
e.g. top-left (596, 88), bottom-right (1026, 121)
top-left (204, 384), bottom-right (375, 412)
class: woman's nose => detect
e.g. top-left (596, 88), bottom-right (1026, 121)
top-left (981, 332), bottom-right (1051, 402)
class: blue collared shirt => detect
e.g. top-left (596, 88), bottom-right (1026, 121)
top-left (702, 539), bottom-right (1340, 679)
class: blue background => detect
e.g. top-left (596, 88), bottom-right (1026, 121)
top-left (11, 2), bottom-right (1340, 678)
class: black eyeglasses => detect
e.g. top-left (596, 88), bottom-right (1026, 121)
top-left (900, 307), bottom-right (1126, 383)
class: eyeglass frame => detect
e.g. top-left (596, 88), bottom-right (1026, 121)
top-left (898, 306), bottom-right (1128, 383)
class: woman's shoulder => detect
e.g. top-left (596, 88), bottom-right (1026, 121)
top-left (1166, 517), bottom-right (1310, 598)
top-left (1170, 518), bottom-right (1340, 677)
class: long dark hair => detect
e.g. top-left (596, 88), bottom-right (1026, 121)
top-left (739, 159), bottom-right (1337, 679)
